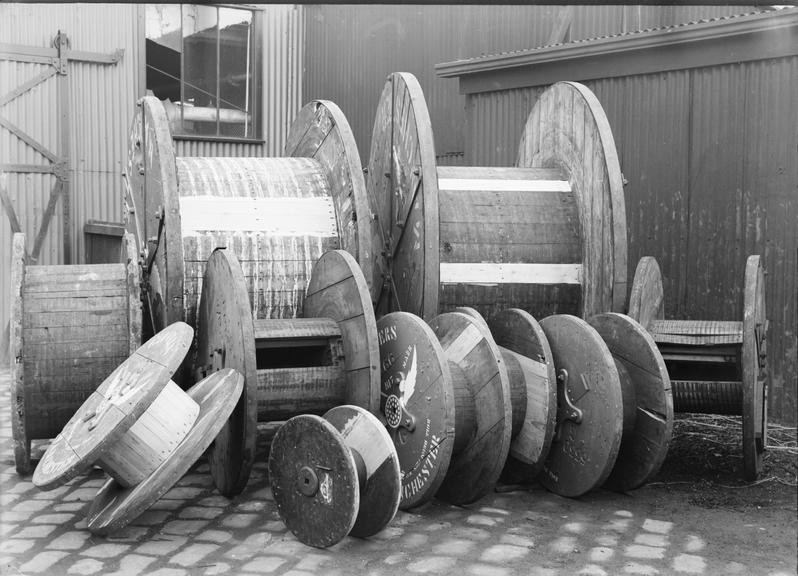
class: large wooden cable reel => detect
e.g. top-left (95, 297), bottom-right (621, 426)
top-left (364, 72), bottom-right (627, 322)
top-left (9, 232), bottom-right (142, 475)
top-left (125, 96), bottom-right (374, 345)
top-left (628, 255), bottom-right (768, 480)
top-left (195, 248), bottom-right (380, 496)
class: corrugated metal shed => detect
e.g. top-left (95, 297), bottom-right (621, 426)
top-left (302, 5), bottom-right (755, 163)
top-left (437, 9), bottom-right (798, 424)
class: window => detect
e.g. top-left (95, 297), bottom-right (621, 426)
top-left (146, 4), bottom-right (260, 140)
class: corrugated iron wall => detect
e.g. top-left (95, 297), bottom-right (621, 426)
top-left (463, 58), bottom-right (798, 424)
top-left (1, 3), bottom-right (144, 361)
top-left (303, 5), bottom-right (751, 164)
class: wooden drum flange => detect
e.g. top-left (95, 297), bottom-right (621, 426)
top-left (125, 96), bottom-right (373, 347)
top-left (196, 248), bottom-right (380, 496)
top-left (628, 255), bottom-right (768, 480)
top-left (365, 72), bottom-right (626, 322)
top-left (9, 232), bottom-right (141, 475)
top-left (378, 311), bottom-right (512, 508)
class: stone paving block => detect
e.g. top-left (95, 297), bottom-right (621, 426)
top-left (198, 495), bottom-right (230, 508)
top-left (195, 529), bottom-right (234, 544)
top-left (641, 519), bottom-right (673, 534)
top-left (240, 556), bottom-right (287, 573)
top-left (130, 510), bottom-right (172, 527)
top-left (62, 488), bottom-right (99, 502)
top-left (80, 543), bottom-right (132, 559)
top-left (33, 484), bottom-right (71, 499)
top-left (0, 539), bottom-right (35, 554)
top-left (108, 553), bottom-right (158, 576)
top-left (450, 526), bottom-right (491, 541)
top-left (549, 535), bottom-right (578, 554)
top-left (12, 498), bottom-right (53, 513)
top-left (625, 544), bottom-right (666, 560)
top-left (371, 526), bottom-right (404, 540)
top-left (177, 506), bottom-right (223, 520)
top-left (480, 544), bottom-right (530, 563)
top-left (672, 553), bottom-right (706, 574)
top-left (16, 524), bottom-right (58, 538)
top-left (595, 534), bottom-right (618, 547)
top-left (263, 538), bottom-right (307, 556)
top-left (499, 533), bottom-right (535, 548)
top-left (634, 533), bottom-right (668, 547)
top-left (399, 533), bottom-right (430, 549)
top-left (294, 552), bottom-right (331, 571)
top-left (169, 543), bottom-right (220, 567)
top-left (225, 532), bottom-right (272, 561)
top-left (220, 513), bottom-right (258, 529)
top-left (563, 521), bottom-right (586, 533)
top-left (623, 562), bottom-right (660, 575)
top-left (476, 506), bottom-right (510, 516)
top-left (406, 555), bottom-right (457, 573)
top-left (105, 525), bottom-right (151, 543)
top-left (201, 561), bottom-right (231, 575)
top-left (161, 487), bottom-right (206, 500)
top-left (467, 563), bottom-right (511, 576)
top-left (466, 514), bottom-right (503, 527)
top-left (161, 519), bottom-right (210, 536)
top-left (67, 558), bottom-right (104, 575)
top-left (54, 502), bottom-right (88, 512)
top-left (432, 538), bottom-right (474, 555)
top-left (148, 499), bottom-right (184, 511)
top-left (19, 550), bottom-right (71, 573)
top-left (236, 500), bottom-right (269, 512)
top-left (263, 520), bottom-right (287, 532)
top-left (578, 565), bottom-right (608, 576)
top-left (383, 553), bottom-right (406, 565)
top-left (588, 546), bottom-right (615, 562)
top-left (32, 513), bottom-right (78, 524)
top-left (46, 531), bottom-right (92, 550)
top-left (684, 534), bottom-right (706, 552)
top-left (146, 568), bottom-right (189, 576)
top-left (136, 535), bottom-right (188, 556)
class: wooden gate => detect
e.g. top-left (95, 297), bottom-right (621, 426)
top-left (0, 30), bottom-right (122, 264)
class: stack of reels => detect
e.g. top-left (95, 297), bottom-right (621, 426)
top-left (364, 72), bottom-right (675, 507)
top-left (9, 231), bottom-right (141, 475)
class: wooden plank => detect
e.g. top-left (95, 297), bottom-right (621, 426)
top-left (23, 308), bottom-right (128, 329)
top-left (0, 67), bottom-right (57, 107)
top-left (30, 180), bottom-right (62, 263)
top-left (257, 366), bottom-right (345, 421)
top-left (437, 166), bottom-right (565, 181)
top-left (439, 188), bottom-right (578, 212)
top-left (1, 184), bottom-right (23, 234)
top-left (440, 263), bottom-right (582, 285)
top-left (254, 318), bottom-right (340, 343)
top-left (628, 256), bottom-right (665, 331)
top-left (437, 178), bottom-right (570, 193)
top-left (0, 163), bottom-right (55, 174)
top-left (439, 282), bottom-right (582, 322)
top-left (742, 254), bottom-right (767, 479)
top-left (651, 319), bottom-right (743, 337)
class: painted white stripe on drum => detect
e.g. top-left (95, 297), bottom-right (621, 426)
top-left (440, 263), bottom-right (582, 285)
top-left (179, 196), bottom-right (338, 237)
top-left (437, 178), bottom-right (571, 192)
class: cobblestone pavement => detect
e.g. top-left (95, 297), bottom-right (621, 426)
top-left (1, 368), bottom-right (796, 576)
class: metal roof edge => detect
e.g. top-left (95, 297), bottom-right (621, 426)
top-left (435, 9), bottom-right (798, 85)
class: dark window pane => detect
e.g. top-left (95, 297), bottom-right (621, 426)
top-left (218, 8), bottom-right (253, 138)
top-left (182, 5), bottom-right (218, 136)
top-left (146, 5), bottom-right (181, 104)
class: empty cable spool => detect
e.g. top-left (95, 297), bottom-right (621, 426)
top-left (364, 72), bottom-right (626, 322)
top-left (628, 255), bottom-right (768, 480)
top-left (195, 248), bottom-right (380, 496)
top-left (9, 232), bottom-right (141, 475)
top-left (124, 96), bottom-right (374, 343)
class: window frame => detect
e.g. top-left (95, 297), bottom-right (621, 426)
top-left (146, 3), bottom-right (264, 143)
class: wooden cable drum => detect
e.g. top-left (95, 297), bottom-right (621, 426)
top-left (628, 255), bottom-right (768, 480)
top-left (195, 248), bottom-right (380, 496)
top-left (268, 405), bottom-right (401, 548)
top-left (364, 72), bottom-right (626, 323)
top-left (9, 232), bottom-right (141, 475)
top-left (124, 96), bottom-right (374, 348)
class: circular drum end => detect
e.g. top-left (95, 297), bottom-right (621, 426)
top-left (430, 311), bottom-right (512, 505)
top-left (628, 257), bottom-right (665, 330)
top-left (324, 405), bottom-right (401, 538)
top-left (197, 248), bottom-right (258, 497)
top-left (518, 82), bottom-right (627, 318)
top-left (377, 312), bottom-right (455, 509)
top-left (269, 414), bottom-right (359, 548)
top-left (742, 254), bottom-right (767, 481)
top-left (305, 250), bottom-right (381, 413)
top-left (489, 309), bottom-right (557, 477)
top-left (539, 315), bottom-right (623, 498)
top-left (589, 313), bottom-right (673, 492)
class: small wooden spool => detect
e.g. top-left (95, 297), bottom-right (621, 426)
top-left (378, 311), bottom-right (511, 508)
top-left (268, 405), bottom-right (401, 548)
top-left (456, 307), bottom-right (557, 477)
top-left (125, 96), bottom-right (373, 343)
top-left (9, 232), bottom-right (142, 475)
top-left (33, 322), bottom-right (195, 490)
top-left (196, 248), bottom-right (380, 496)
top-left (628, 255), bottom-right (768, 480)
top-left (87, 368), bottom-right (243, 535)
top-left (364, 72), bottom-right (626, 322)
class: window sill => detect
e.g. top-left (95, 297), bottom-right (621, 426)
top-left (172, 134), bottom-right (265, 145)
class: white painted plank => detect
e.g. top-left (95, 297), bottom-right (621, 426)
top-left (179, 196), bottom-right (338, 237)
top-left (437, 178), bottom-right (571, 192)
top-left (440, 263), bottom-right (582, 285)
